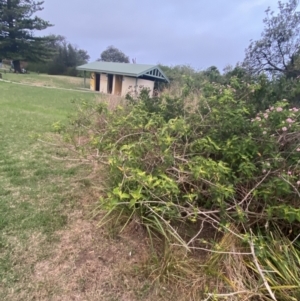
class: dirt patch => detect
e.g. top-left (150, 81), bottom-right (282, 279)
top-left (30, 210), bottom-right (156, 301)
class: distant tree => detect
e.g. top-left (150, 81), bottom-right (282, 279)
top-left (0, 0), bottom-right (53, 73)
top-left (98, 45), bottom-right (129, 63)
top-left (223, 64), bottom-right (251, 81)
top-left (66, 44), bottom-right (77, 67)
top-left (27, 34), bottom-right (90, 75)
top-left (203, 66), bottom-right (223, 83)
top-left (244, 0), bottom-right (300, 78)
top-left (48, 40), bottom-right (90, 75)
top-left (45, 34), bottom-right (65, 49)
top-left (76, 49), bottom-right (90, 66)
top-left (159, 64), bottom-right (196, 82)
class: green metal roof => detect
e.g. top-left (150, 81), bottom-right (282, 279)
top-left (76, 61), bottom-right (169, 82)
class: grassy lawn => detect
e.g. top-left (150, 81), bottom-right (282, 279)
top-left (0, 81), bottom-right (96, 299)
top-left (0, 70), bottom-right (90, 90)
top-left (0, 80), bottom-right (166, 301)
top-left (0, 78), bottom-right (207, 301)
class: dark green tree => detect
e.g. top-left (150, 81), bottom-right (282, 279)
top-left (98, 45), bottom-right (129, 63)
top-left (244, 0), bottom-right (300, 78)
top-left (203, 66), bottom-right (223, 83)
top-left (27, 34), bottom-right (90, 75)
top-left (0, 0), bottom-right (53, 73)
top-left (66, 44), bottom-right (76, 67)
top-left (223, 64), bottom-right (252, 82)
top-left (76, 49), bottom-right (90, 66)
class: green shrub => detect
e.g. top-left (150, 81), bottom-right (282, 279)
top-left (61, 78), bottom-right (300, 299)
top-left (65, 81), bottom-right (300, 239)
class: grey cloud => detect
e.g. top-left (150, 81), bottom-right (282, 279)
top-left (39, 0), bottom-right (283, 70)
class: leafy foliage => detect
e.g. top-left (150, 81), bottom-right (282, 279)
top-left (27, 35), bottom-right (90, 75)
top-left (0, 0), bottom-right (53, 72)
top-left (244, 0), bottom-right (300, 78)
top-left (60, 73), bottom-right (300, 300)
top-left (65, 79), bottom-right (300, 236)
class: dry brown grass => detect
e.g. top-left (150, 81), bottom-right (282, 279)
top-left (0, 153), bottom-right (189, 301)
top-left (94, 93), bottom-right (126, 110)
top-left (1, 190), bottom-right (155, 301)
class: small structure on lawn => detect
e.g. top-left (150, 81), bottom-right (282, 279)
top-left (76, 61), bottom-right (169, 97)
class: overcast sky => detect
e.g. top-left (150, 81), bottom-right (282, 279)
top-left (38, 0), bottom-right (281, 71)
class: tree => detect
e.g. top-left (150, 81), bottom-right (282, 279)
top-left (244, 0), bottom-right (300, 78)
top-left (98, 45), bottom-right (129, 63)
top-left (223, 64), bottom-right (251, 82)
top-left (26, 34), bottom-right (90, 75)
top-left (0, 0), bottom-right (53, 73)
top-left (203, 66), bottom-right (223, 83)
top-left (76, 49), bottom-right (90, 66)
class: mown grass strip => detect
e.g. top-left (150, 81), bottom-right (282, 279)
top-left (0, 81), bottom-right (94, 297)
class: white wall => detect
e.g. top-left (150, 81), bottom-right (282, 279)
top-left (121, 76), bottom-right (137, 97)
top-left (136, 78), bottom-right (154, 96)
top-left (121, 77), bottom-right (154, 97)
top-left (99, 73), bottom-right (107, 93)
top-left (90, 74), bottom-right (155, 97)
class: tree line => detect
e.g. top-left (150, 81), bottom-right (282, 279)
top-left (0, 1), bottom-right (128, 76)
top-left (1, 0), bottom-right (300, 82)
top-left (27, 35), bottom-right (90, 76)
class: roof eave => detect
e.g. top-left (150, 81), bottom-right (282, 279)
top-left (76, 64), bottom-right (170, 82)
top-left (140, 75), bottom-right (169, 83)
top-left (76, 66), bottom-right (138, 77)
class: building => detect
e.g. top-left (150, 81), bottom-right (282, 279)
top-left (76, 62), bottom-right (169, 97)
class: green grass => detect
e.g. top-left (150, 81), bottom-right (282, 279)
top-left (0, 81), bottom-right (95, 298)
top-left (0, 70), bottom-right (90, 90)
